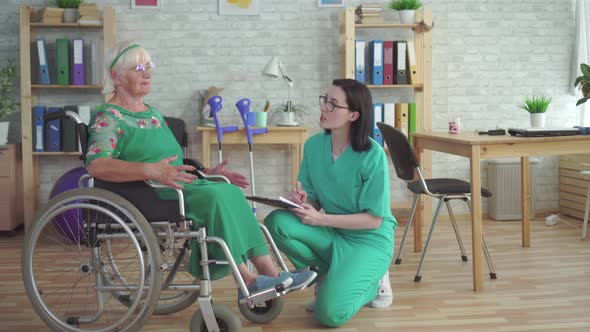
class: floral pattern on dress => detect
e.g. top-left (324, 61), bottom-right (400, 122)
top-left (85, 103), bottom-right (168, 166)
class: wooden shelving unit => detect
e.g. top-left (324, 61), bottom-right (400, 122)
top-left (19, 5), bottom-right (116, 229)
top-left (338, 7), bottom-right (434, 223)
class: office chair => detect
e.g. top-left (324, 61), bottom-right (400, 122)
top-left (377, 122), bottom-right (497, 282)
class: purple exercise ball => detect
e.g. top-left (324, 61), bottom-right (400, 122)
top-left (49, 167), bottom-right (88, 243)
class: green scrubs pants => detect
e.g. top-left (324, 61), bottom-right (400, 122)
top-left (264, 209), bottom-right (393, 327)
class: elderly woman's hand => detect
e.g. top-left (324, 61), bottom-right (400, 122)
top-left (209, 159), bottom-right (250, 188)
top-left (148, 155), bottom-right (198, 189)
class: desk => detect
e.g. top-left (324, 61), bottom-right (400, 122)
top-left (413, 132), bottom-right (590, 291)
top-left (197, 126), bottom-right (310, 187)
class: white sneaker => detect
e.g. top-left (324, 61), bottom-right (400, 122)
top-left (305, 277), bottom-right (324, 312)
top-left (369, 271), bottom-right (393, 309)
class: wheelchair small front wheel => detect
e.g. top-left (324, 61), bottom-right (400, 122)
top-left (189, 303), bottom-right (241, 332)
top-left (237, 296), bottom-right (283, 324)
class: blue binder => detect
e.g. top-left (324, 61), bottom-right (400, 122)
top-left (355, 40), bottom-right (366, 83)
top-left (35, 38), bottom-right (50, 84)
top-left (33, 106), bottom-right (45, 152)
top-left (46, 107), bottom-right (62, 152)
top-left (372, 103), bottom-right (384, 146)
top-left (369, 40), bottom-right (384, 85)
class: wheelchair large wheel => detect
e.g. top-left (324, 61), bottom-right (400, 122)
top-left (107, 236), bottom-right (200, 315)
top-left (189, 303), bottom-right (241, 332)
top-left (237, 297), bottom-right (283, 324)
top-left (22, 188), bottom-right (163, 332)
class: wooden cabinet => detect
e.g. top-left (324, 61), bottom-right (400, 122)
top-left (19, 6), bottom-right (116, 229)
top-left (338, 7), bottom-right (433, 211)
top-left (0, 144), bottom-right (23, 231)
top-left (559, 154), bottom-right (590, 219)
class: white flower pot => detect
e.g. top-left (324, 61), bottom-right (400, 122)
top-left (530, 113), bottom-right (545, 128)
top-left (275, 112), bottom-right (298, 126)
top-left (63, 8), bottom-right (78, 23)
top-left (0, 122), bottom-right (9, 146)
top-left (399, 10), bottom-right (415, 24)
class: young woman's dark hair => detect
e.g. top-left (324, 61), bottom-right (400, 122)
top-left (324, 79), bottom-right (373, 152)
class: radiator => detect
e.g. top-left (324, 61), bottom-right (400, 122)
top-left (487, 158), bottom-right (538, 221)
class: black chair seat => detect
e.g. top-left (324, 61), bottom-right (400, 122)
top-left (94, 179), bottom-right (181, 222)
top-left (407, 178), bottom-right (492, 197)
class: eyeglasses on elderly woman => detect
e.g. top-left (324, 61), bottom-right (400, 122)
top-left (130, 61), bottom-right (155, 75)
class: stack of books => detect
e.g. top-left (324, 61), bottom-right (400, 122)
top-left (355, 4), bottom-right (384, 24)
top-left (39, 7), bottom-right (64, 24)
top-left (78, 3), bottom-right (101, 25)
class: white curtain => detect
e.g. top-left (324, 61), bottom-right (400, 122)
top-left (571, 0), bottom-right (590, 125)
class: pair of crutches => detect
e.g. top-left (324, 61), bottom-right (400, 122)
top-left (207, 96), bottom-right (268, 215)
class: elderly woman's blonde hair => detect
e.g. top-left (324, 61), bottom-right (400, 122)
top-left (102, 40), bottom-right (152, 94)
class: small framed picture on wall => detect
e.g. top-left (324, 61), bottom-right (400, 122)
top-left (131, 0), bottom-right (161, 9)
top-left (318, 0), bottom-right (344, 8)
top-left (219, 0), bottom-right (261, 16)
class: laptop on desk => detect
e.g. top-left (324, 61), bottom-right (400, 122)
top-left (508, 128), bottom-right (580, 137)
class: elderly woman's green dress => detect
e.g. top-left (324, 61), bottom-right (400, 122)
top-left (86, 104), bottom-right (267, 279)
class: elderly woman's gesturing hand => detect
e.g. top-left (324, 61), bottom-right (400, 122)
top-left (148, 155), bottom-right (198, 189)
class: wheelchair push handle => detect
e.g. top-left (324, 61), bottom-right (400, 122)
top-left (44, 109), bottom-right (84, 125)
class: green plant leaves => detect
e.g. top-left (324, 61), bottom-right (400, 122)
top-left (388, 0), bottom-right (422, 11)
top-left (517, 95), bottom-right (552, 114)
top-left (0, 58), bottom-right (17, 120)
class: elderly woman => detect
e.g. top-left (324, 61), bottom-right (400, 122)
top-left (86, 40), bottom-right (316, 298)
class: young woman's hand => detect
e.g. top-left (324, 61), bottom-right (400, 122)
top-left (148, 155), bottom-right (198, 189)
top-left (287, 181), bottom-right (307, 205)
top-left (209, 159), bottom-right (250, 188)
top-left (290, 203), bottom-right (325, 226)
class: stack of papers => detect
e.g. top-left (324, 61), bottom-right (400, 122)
top-left (40, 7), bottom-right (64, 24)
top-left (79, 3), bottom-right (101, 25)
top-left (356, 4), bottom-right (384, 24)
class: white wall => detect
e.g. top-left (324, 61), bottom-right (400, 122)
top-left (0, 0), bottom-right (578, 218)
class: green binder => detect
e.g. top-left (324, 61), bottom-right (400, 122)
top-left (56, 38), bottom-right (69, 85)
top-left (62, 105), bottom-right (78, 152)
top-left (408, 103), bottom-right (417, 145)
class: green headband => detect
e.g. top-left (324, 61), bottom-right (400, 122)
top-left (110, 44), bottom-right (141, 69)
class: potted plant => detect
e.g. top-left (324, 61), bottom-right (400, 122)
top-left (574, 63), bottom-right (590, 106)
top-left (0, 58), bottom-right (17, 146)
top-left (388, 0), bottom-right (422, 24)
top-left (517, 95), bottom-right (552, 128)
top-left (270, 100), bottom-right (307, 126)
top-left (55, 0), bottom-right (83, 23)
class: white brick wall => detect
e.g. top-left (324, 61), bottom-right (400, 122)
top-left (0, 0), bottom-right (578, 218)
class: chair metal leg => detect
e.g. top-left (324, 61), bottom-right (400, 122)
top-left (414, 197), bottom-right (445, 282)
top-left (466, 198), bottom-right (497, 280)
top-left (482, 237), bottom-right (497, 279)
top-left (395, 194), bottom-right (419, 265)
top-left (445, 199), bottom-right (468, 262)
top-left (582, 184), bottom-right (590, 240)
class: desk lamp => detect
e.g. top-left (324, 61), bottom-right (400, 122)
top-left (262, 56), bottom-right (293, 112)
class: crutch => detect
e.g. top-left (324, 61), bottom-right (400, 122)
top-left (208, 96), bottom-right (238, 164)
top-left (236, 98), bottom-right (268, 215)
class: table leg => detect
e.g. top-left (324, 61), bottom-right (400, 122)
top-left (201, 131), bottom-right (211, 169)
top-left (413, 143), bottom-right (423, 252)
top-left (470, 146), bottom-right (483, 291)
top-left (521, 157), bottom-right (530, 248)
top-left (291, 143), bottom-right (299, 187)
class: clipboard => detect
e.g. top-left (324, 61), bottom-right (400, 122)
top-left (245, 196), bottom-right (304, 209)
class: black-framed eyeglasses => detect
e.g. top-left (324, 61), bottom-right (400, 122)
top-left (318, 95), bottom-right (353, 113)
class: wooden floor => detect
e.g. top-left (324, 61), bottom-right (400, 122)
top-left (2, 213), bottom-right (589, 332)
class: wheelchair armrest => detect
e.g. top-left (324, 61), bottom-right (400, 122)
top-left (183, 158), bottom-right (205, 179)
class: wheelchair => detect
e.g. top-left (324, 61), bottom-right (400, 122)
top-left (21, 111), bottom-right (304, 332)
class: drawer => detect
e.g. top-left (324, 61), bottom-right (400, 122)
top-left (0, 148), bottom-right (13, 177)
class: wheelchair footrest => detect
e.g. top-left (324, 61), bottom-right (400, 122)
top-left (239, 284), bottom-right (286, 307)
